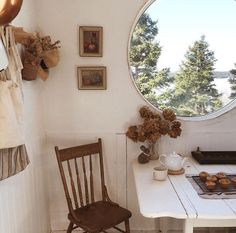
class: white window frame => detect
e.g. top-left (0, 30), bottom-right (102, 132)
top-left (127, 0), bottom-right (236, 122)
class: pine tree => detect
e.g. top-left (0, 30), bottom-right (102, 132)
top-left (229, 65), bottom-right (236, 99)
top-left (129, 13), bottom-right (171, 105)
top-left (170, 36), bottom-right (222, 116)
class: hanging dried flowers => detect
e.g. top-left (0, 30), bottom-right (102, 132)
top-left (126, 106), bottom-right (182, 163)
top-left (21, 32), bottom-right (61, 81)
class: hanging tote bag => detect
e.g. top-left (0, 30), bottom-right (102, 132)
top-left (0, 26), bottom-right (29, 181)
top-left (0, 26), bottom-right (25, 149)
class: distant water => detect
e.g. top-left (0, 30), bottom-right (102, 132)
top-left (214, 78), bottom-right (232, 105)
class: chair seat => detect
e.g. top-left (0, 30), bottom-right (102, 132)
top-left (68, 201), bottom-right (132, 232)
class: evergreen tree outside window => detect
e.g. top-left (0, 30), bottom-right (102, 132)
top-left (168, 36), bottom-right (222, 116)
top-left (129, 0), bottom-right (236, 119)
top-left (229, 66), bottom-right (236, 99)
top-left (129, 13), bottom-right (171, 106)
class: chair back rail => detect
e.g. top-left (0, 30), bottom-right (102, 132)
top-left (58, 142), bottom-right (100, 161)
top-left (55, 138), bottom-right (105, 212)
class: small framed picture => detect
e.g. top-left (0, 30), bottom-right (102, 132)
top-left (79, 26), bottom-right (103, 57)
top-left (77, 66), bottom-right (107, 90)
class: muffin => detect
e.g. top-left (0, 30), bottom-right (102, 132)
top-left (205, 181), bottom-right (216, 191)
top-left (216, 172), bottom-right (227, 179)
top-left (231, 177), bottom-right (236, 186)
top-left (219, 178), bottom-right (231, 189)
top-left (199, 171), bottom-right (209, 181)
top-left (206, 175), bottom-right (218, 183)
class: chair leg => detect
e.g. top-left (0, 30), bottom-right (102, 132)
top-left (125, 219), bottom-right (130, 233)
top-left (67, 222), bottom-right (74, 233)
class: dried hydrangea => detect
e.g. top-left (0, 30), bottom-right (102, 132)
top-left (137, 130), bottom-right (146, 142)
top-left (126, 106), bottom-right (182, 143)
top-left (126, 126), bottom-right (138, 142)
top-left (138, 153), bottom-right (149, 164)
top-left (159, 120), bottom-right (170, 135)
top-left (139, 106), bottom-right (155, 119)
top-left (152, 113), bottom-right (162, 122)
top-left (168, 128), bottom-right (182, 138)
top-left (171, 120), bottom-right (181, 129)
top-left (147, 132), bottom-right (161, 142)
top-left (163, 108), bottom-right (176, 122)
top-left (142, 118), bottom-right (160, 134)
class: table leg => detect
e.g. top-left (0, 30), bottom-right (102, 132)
top-left (184, 219), bottom-right (194, 233)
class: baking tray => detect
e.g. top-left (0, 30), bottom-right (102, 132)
top-left (191, 150), bottom-right (236, 164)
top-left (192, 175), bottom-right (236, 193)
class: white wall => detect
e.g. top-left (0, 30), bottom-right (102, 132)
top-left (35, 0), bottom-right (236, 232)
top-left (0, 1), bottom-right (50, 233)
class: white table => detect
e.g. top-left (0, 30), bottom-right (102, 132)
top-left (132, 157), bottom-right (236, 233)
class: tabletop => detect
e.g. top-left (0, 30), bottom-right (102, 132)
top-left (132, 157), bottom-right (236, 222)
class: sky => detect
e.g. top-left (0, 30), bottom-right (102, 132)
top-left (146, 0), bottom-right (236, 72)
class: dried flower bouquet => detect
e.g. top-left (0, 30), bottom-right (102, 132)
top-left (126, 106), bottom-right (182, 163)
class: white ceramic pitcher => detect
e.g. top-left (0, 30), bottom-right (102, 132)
top-left (159, 152), bottom-right (187, 171)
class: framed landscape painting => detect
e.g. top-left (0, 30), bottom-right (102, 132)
top-left (77, 66), bottom-right (107, 90)
top-left (79, 26), bottom-right (103, 57)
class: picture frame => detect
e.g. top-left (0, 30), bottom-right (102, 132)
top-left (79, 26), bottom-right (103, 57)
top-left (77, 66), bottom-right (107, 90)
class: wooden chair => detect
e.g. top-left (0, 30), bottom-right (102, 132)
top-left (55, 138), bottom-right (132, 233)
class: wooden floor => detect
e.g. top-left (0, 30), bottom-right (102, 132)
top-left (52, 228), bottom-right (236, 233)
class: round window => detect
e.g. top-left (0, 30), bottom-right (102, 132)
top-left (129, 0), bottom-right (236, 120)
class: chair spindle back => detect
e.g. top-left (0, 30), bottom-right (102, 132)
top-left (55, 138), bottom-right (106, 213)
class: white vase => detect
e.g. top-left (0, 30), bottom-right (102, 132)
top-left (148, 142), bottom-right (159, 160)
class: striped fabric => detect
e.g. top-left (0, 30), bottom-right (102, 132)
top-left (0, 144), bottom-right (29, 181)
